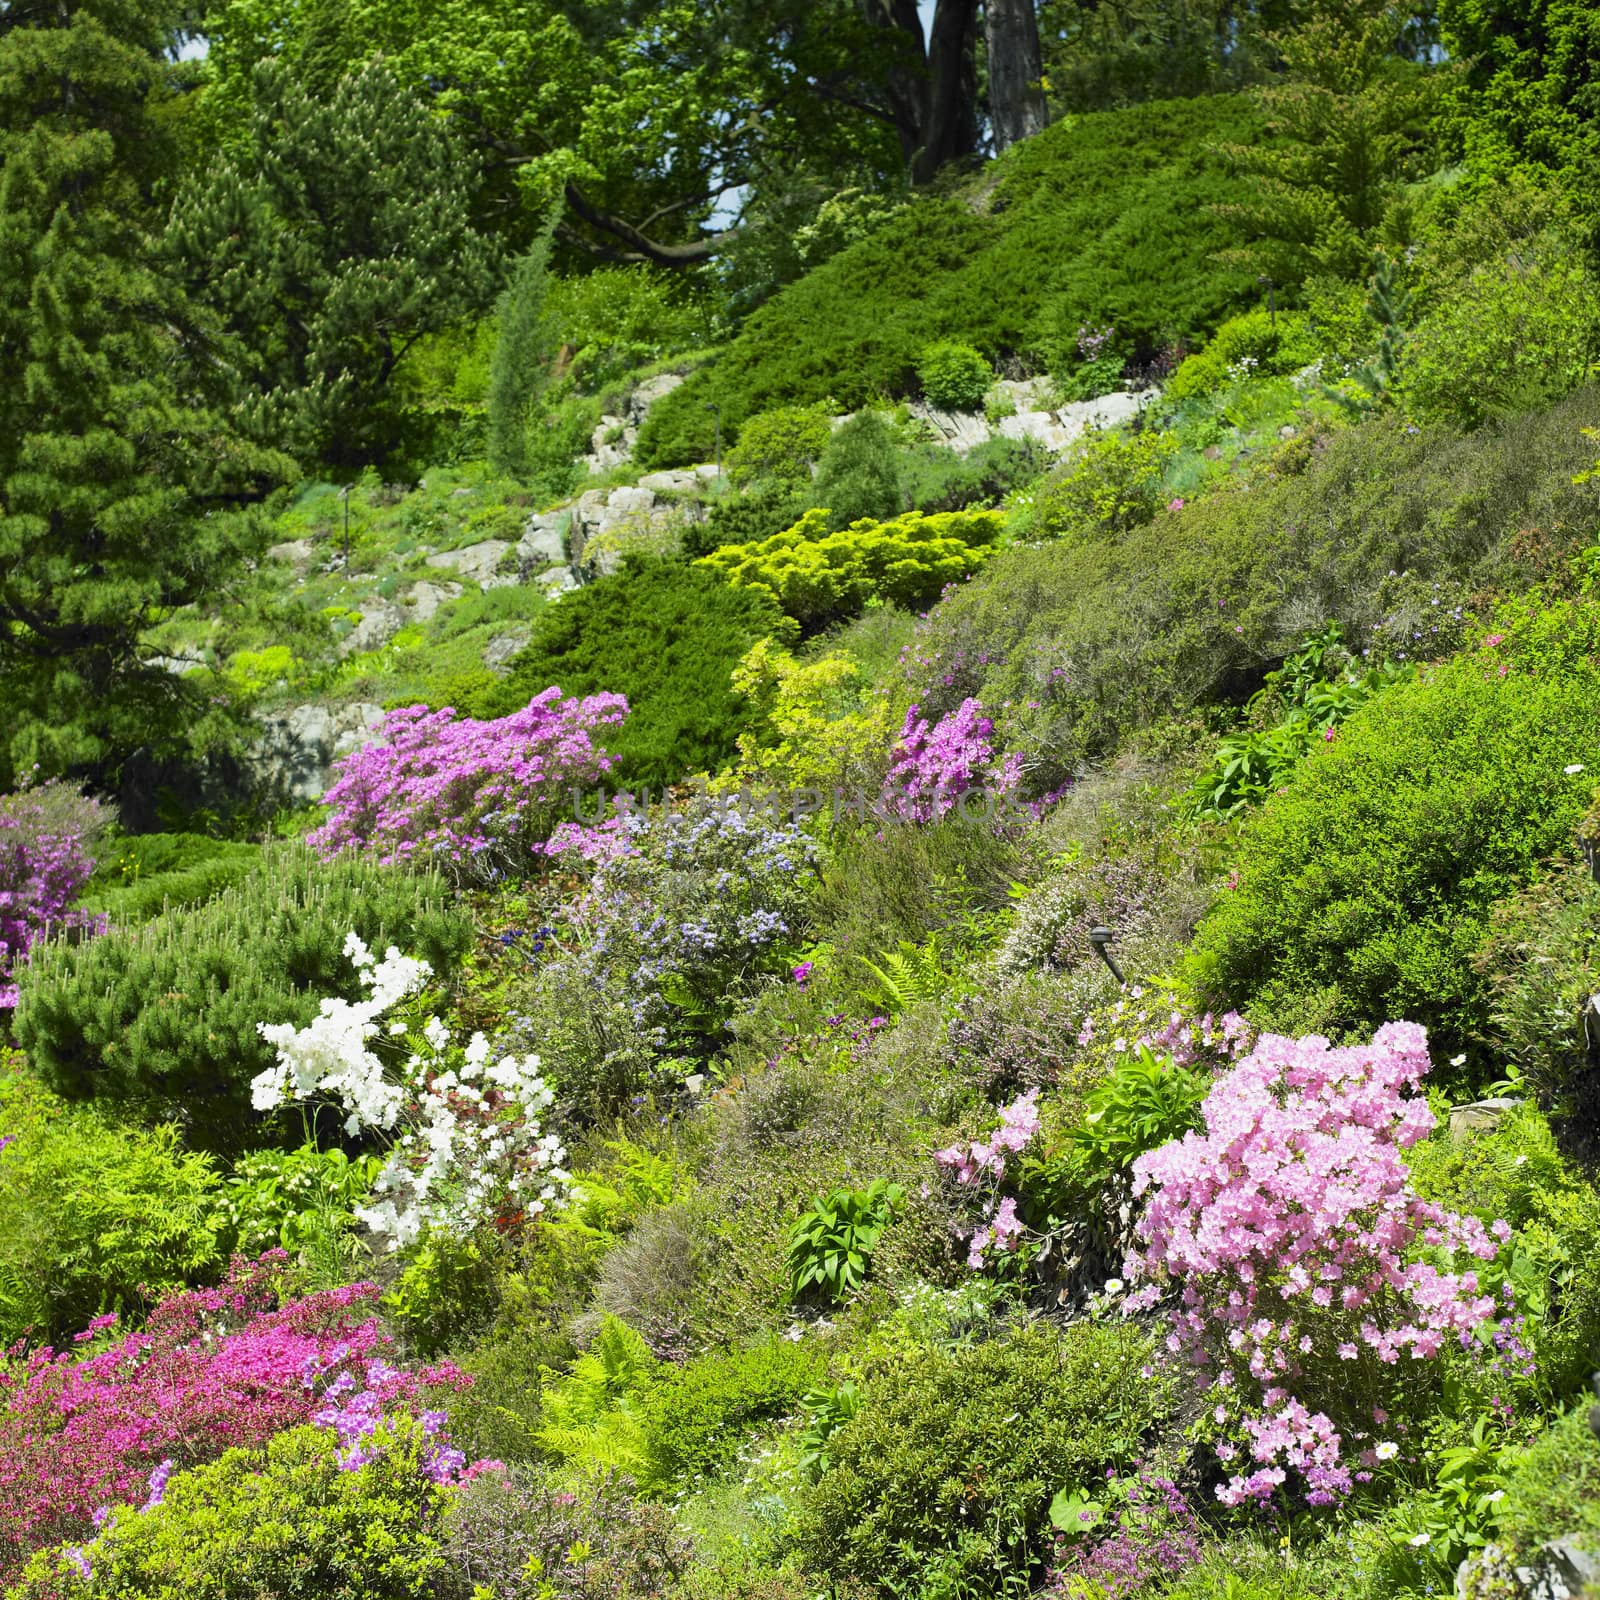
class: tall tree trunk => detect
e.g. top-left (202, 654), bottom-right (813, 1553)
top-left (984, 0), bottom-right (1049, 152)
top-left (915, 0), bottom-right (980, 182)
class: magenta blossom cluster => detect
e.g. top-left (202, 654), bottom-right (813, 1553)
top-left (0, 781), bottom-right (106, 1008)
top-left (883, 698), bottom-right (1022, 822)
top-left (934, 1089), bottom-right (1041, 1267)
top-left (0, 1255), bottom-right (467, 1581)
top-left (1051, 1469), bottom-right (1203, 1598)
top-left (313, 1360), bottom-right (466, 1483)
top-left (309, 688), bottom-right (628, 883)
top-left (1123, 1023), bottom-right (1505, 1509)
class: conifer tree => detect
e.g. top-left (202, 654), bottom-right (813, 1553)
top-left (486, 211), bottom-right (559, 481)
top-left (0, 0), bottom-right (289, 787)
top-left (167, 57), bottom-right (500, 470)
top-left (1214, 0), bottom-right (1439, 282)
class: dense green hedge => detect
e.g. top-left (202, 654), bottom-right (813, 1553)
top-left (15, 848), bottom-right (472, 1152)
top-left (489, 558), bottom-right (793, 786)
top-left (636, 95), bottom-right (1267, 466)
top-left (1189, 613), bottom-right (1600, 1063)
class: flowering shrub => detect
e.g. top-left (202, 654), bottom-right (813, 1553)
top-left (1123, 1022), bottom-right (1506, 1509)
top-left (0, 780), bottom-right (105, 1008)
top-left (309, 688), bottom-right (628, 884)
top-left (251, 933), bottom-right (569, 1250)
top-left (883, 698), bottom-right (1022, 823)
top-left (0, 1255), bottom-right (467, 1582)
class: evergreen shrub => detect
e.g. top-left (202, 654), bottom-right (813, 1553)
top-left (79, 835), bottom-right (262, 923)
top-left (724, 405), bottom-right (834, 487)
top-left (698, 508), bottom-right (1003, 628)
top-left (916, 341), bottom-right (991, 411)
top-left (812, 412), bottom-right (906, 527)
top-left (1164, 308), bottom-right (1323, 401)
top-left (14, 848), bottom-right (472, 1151)
top-left (1188, 625), bottom-right (1600, 1062)
top-left (795, 1321), bottom-right (1160, 1591)
top-left (492, 559), bottom-right (791, 787)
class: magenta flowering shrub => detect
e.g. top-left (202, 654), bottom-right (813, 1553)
top-left (309, 688), bottom-right (628, 883)
top-left (883, 698), bottom-right (1022, 822)
top-left (0, 1254), bottom-right (468, 1581)
top-left (0, 781), bottom-right (106, 1008)
top-left (935, 1090), bottom-right (1041, 1268)
top-left (1123, 1022), bottom-right (1506, 1509)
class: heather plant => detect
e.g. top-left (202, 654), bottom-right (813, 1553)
top-left (698, 507), bottom-right (1003, 628)
top-left (14, 847), bottom-right (471, 1152)
top-left (309, 688), bottom-right (628, 885)
top-left (0, 779), bottom-right (107, 1007)
top-left (1123, 1023), bottom-right (1507, 1510)
top-left (12, 1419), bottom-right (461, 1600)
top-left (0, 1254), bottom-right (467, 1582)
top-left (250, 933), bottom-right (570, 1251)
top-left (0, 1058), bottom-right (224, 1346)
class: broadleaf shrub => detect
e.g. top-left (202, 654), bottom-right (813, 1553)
top-left (491, 559), bottom-right (792, 787)
top-left (698, 507), bottom-right (1003, 628)
top-left (0, 1057), bottom-right (224, 1347)
top-left (794, 1321), bottom-right (1161, 1592)
top-left (917, 341), bottom-right (991, 411)
top-left (1188, 629), bottom-right (1600, 1058)
top-left (724, 404), bottom-right (834, 487)
top-left (14, 848), bottom-right (472, 1151)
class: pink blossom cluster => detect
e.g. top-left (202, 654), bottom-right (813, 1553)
top-left (313, 1361), bottom-right (466, 1483)
top-left (1050, 1469), bottom-right (1202, 1598)
top-left (0, 781), bottom-right (106, 1008)
top-left (882, 698), bottom-right (1022, 822)
top-left (1123, 1023), bottom-right (1505, 1508)
top-left (0, 1255), bottom-right (467, 1581)
top-left (1076, 998), bottom-right (1252, 1067)
top-left (934, 1090), bottom-right (1041, 1267)
top-left (308, 688), bottom-right (628, 883)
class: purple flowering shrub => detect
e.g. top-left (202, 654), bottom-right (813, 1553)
top-left (882, 698), bottom-right (1021, 823)
top-left (1124, 1022), bottom-right (1508, 1509)
top-left (0, 780), bottom-right (106, 1008)
top-left (309, 688), bottom-right (628, 884)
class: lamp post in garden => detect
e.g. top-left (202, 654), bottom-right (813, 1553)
top-left (1089, 925), bottom-right (1126, 986)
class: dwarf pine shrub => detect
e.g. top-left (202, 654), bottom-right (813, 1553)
top-left (14, 847), bottom-right (472, 1152)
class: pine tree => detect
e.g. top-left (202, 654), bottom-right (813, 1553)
top-left (0, 0), bottom-right (290, 787)
top-left (1332, 252), bottom-right (1416, 414)
top-left (167, 58), bottom-right (500, 470)
top-left (486, 211), bottom-right (559, 481)
top-left (1213, 0), bottom-right (1440, 283)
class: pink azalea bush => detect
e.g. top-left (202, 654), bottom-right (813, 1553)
top-left (0, 1254), bottom-right (468, 1581)
top-left (0, 781), bottom-right (106, 1008)
top-left (308, 688), bottom-right (628, 883)
top-left (1123, 1022), bottom-right (1505, 1508)
top-left (883, 697), bottom-right (1022, 822)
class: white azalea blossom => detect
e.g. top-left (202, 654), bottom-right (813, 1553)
top-left (254, 936), bottom-right (570, 1250)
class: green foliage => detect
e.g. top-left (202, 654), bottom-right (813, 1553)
top-left (906, 436), bottom-right (1053, 515)
top-left (221, 1141), bottom-right (382, 1274)
top-left (687, 481), bottom-right (812, 558)
top-left (698, 507), bottom-right (1003, 628)
top-left (787, 1179), bottom-right (904, 1303)
top-left (1188, 629), bottom-right (1600, 1060)
top-left (812, 412), bottom-right (906, 527)
top-left (0, 1058), bottom-right (224, 1346)
top-left (167, 57), bottom-right (498, 470)
top-left (794, 1322), bottom-right (1162, 1593)
top-left (1031, 428), bottom-right (1177, 538)
top-left (14, 847), bottom-right (472, 1151)
top-left (636, 97), bottom-right (1268, 466)
top-left (0, 0), bottom-right (291, 785)
top-left (1165, 308), bottom-right (1324, 402)
top-left (1183, 625), bottom-right (1414, 821)
top-left (1496, 1403), bottom-right (1600, 1557)
top-left (917, 342), bottom-right (992, 412)
top-left (637, 1340), bottom-right (824, 1486)
top-left (857, 935), bottom-right (951, 1019)
top-left (907, 385), bottom-right (1600, 774)
top-left (537, 1315), bottom-right (658, 1480)
top-left (1215, 0), bottom-right (1440, 282)
top-left (80, 834), bottom-right (263, 923)
top-left (491, 558), bottom-right (790, 786)
top-left (546, 268), bottom-right (714, 391)
top-left (1400, 232), bottom-right (1600, 428)
top-left (487, 215), bottom-right (559, 480)
top-left (13, 1422), bottom-right (450, 1598)
top-left (724, 406), bottom-right (835, 488)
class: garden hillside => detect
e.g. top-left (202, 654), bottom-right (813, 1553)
top-left (8, 1), bottom-right (1600, 1598)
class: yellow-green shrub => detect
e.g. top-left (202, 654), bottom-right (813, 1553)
top-left (698, 507), bottom-right (1003, 627)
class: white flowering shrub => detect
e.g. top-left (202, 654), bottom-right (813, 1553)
top-left (252, 933), bottom-right (569, 1251)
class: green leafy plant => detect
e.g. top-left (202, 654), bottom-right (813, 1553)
top-left (799, 1382), bottom-right (862, 1482)
top-left (223, 1142), bottom-right (383, 1278)
top-left (1057, 1045), bottom-right (1208, 1197)
top-left (857, 933), bottom-right (951, 1018)
top-left (725, 405), bottom-right (835, 487)
top-left (14, 846), bottom-right (472, 1152)
top-left (917, 341), bottom-right (992, 412)
top-left (787, 1179), bottom-right (904, 1303)
top-left (1031, 428), bottom-right (1177, 539)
